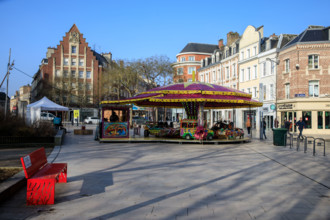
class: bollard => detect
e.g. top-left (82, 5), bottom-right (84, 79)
top-left (303, 136), bottom-right (315, 154)
top-left (313, 138), bottom-right (326, 156)
top-left (296, 136), bottom-right (300, 151)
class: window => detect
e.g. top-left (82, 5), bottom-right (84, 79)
top-left (263, 62), bottom-right (266, 76)
top-left (285, 59), bottom-right (290, 72)
top-left (188, 79), bottom-right (192, 82)
top-left (253, 46), bottom-right (257, 56)
top-left (309, 81), bottom-right (319, 97)
top-left (177, 68), bottom-right (183, 75)
top-left (206, 73), bottom-right (209, 82)
top-left (233, 84), bottom-right (236, 89)
top-left (55, 70), bottom-right (60, 77)
top-left (241, 51), bottom-right (244, 60)
top-left (247, 49), bottom-right (250, 58)
top-left (285, 83), bottom-right (290, 99)
top-left (240, 69), bottom-right (245, 82)
top-left (79, 71), bottom-right (84, 78)
top-left (71, 58), bottom-right (76, 66)
top-left (86, 71), bottom-right (91, 78)
top-left (200, 74), bottom-right (204, 82)
top-left (242, 88), bottom-right (245, 93)
top-left (78, 83), bottom-right (83, 90)
top-left (253, 87), bottom-right (257, 98)
top-left (79, 59), bottom-right (84, 66)
top-left (232, 64), bottom-right (236, 78)
top-left (71, 70), bottom-right (76, 77)
top-left (318, 111), bottom-right (323, 129)
top-left (71, 83), bottom-right (76, 88)
top-left (226, 67), bottom-right (229, 79)
top-left (233, 47), bottom-right (236, 54)
top-left (213, 71), bottom-right (216, 82)
top-left (64, 58), bottom-right (69, 66)
top-left (218, 69), bottom-right (221, 81)
top-left (253, 65), bottom-right (257, 79)
top-left (270, 84), bottom-right (274, 100)
top-left (247, 88), bottom-right (251, 94)
top-left (72, 46), bottom-right (76, 53)
top-left (263, 85), bottom-right (267, 100)
top-left (64, 70), bottom-right (68, 77)
top-left (188, 56), bottom-right (195, 61)
top-left (87, 83), bottom-right (92, 90)
top-left (247, 67), bottom-right (251, 80)
top-left (325, 112), bottom-right (330, 129)
top-left (308, 55), bottom-right (319, 69)
top-left (302, 111), bottom-right (312, 129)
top-left (181, 57), bottom-right (186, 62)
top-left (188, 67), bottom-right (196, 75)
top-left (271, 61), bottom-right (275, 75)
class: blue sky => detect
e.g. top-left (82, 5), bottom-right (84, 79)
top-left (0, 0), bottom-right (329, 97)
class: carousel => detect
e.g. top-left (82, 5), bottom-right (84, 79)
top-left (99, 81), bottom-right (262, 143)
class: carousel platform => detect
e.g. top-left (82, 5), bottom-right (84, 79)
top-left (99, 136), bottom-right (251, 144)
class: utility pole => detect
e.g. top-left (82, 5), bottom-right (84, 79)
top-left (4, 49), bottom-right (14, 118)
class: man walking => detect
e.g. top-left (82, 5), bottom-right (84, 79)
top-left (295, 117), bottom-right (306, 140)
top-left (263, 118), bottom-right (267, 139)
top-left (246, 117), bottom-right (251, 136)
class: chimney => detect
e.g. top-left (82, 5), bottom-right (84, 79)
top-left (227, 32), bottom-right (240, 46)
top-left (218, 39), bottom-right (224, 48)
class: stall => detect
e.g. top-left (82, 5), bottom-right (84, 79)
top-left (99, 104), bottom-right (130, 140)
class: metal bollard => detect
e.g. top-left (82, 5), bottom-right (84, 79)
top-left (296, 136), bottom-right (300, 151)
top-left (313, 138), bottom-right (326, 156)
top-left (303, 136), bottom-right (315, 153)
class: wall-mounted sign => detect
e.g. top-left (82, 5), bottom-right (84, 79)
top-left (295, 94), bottom-right (305, 97)
top-left (278, 104), bottom-right (293, 110)
top-left (270, 104), bottom-right (276, 110)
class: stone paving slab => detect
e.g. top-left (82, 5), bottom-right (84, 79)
top-left (0, 126), bottom-right (329, 220)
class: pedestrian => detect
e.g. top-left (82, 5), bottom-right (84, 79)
top-left (284, 120), bottom-right (291, 131)
top-left (263, 118), bottom-right (267, 139)
top-left (295, 117), bottom-right (306, 140)
top-left (246, 117), bottom-right (251, 136)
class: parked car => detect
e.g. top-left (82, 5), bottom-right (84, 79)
top-left (132, 116), bottom-right (147, 125)
top-left (40, 112), bottom-right (56, 121)
top-left (84, 117), bottom-right (100, 124)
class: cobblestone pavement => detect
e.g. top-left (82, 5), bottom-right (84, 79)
top-left (0, 125), bottom-right (329, 220)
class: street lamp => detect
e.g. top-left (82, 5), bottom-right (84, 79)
top-left (266, 58), bottom-right (280, 127)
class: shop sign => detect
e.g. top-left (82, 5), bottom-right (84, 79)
top-left (74, 110), bottom-right (79, 118)
top-left (326, 104), bottom-right (330, 107)
top-left (278, 104), bottom-right (293, 110)
top-left (270, 104), bottom-right (276, 110)
top-left (295, 94), bottom-right (305, 97)
top-left (263, 107), bottom-right (269, 112)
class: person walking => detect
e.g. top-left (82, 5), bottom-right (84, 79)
top-left (263, 118), bottom-right (267, 139)
top-left (246, 117), bottom-right (251, 136)
top-left (295, 117), bottom-right (306, 140)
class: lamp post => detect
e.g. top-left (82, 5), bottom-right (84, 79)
top-left (266, 57), bottom-right (279, 128)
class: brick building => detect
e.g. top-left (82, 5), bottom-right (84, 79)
top-left (172, 43), bottom-right (219, 83)
top-left (277, 25), bottom-right (330, 135)
top-left (10, 84), bottom-right (31, 116)
top-left (31, 24), bottom-right (112, 107)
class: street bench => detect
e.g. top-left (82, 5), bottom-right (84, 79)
top-left (20, 147), bottom-right (67, 205)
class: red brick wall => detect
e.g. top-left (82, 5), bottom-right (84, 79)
top-left (277, 43), bottom-right (330, 100)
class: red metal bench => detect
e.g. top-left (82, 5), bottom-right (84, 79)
top-left (20, 147), bottom-right (67, 205)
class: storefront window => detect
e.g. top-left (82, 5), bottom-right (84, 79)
top-left (325, 112), bottom-right (330, 129)
top-left (318, 111), bottom-right (323, 129)
top-left (302, 111), bottom-right (312, 129)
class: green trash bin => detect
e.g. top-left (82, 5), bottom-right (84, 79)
top-left (272, 128), bottom-right (288, 146)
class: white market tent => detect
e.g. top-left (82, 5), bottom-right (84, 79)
top-left (26, 96), bottom-right (69, 125)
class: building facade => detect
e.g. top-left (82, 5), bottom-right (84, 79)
top-left (277, 25), bottom-right (330, 135)
top-left (10, 84), bottom-right (31, 117)
top-left (172, 43), bottom-right (219, 83)
top-left (31, 24), bottom-right (112, 107)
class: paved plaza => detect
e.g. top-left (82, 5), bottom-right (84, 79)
top-left (0, 126), bottom-right (329, 220)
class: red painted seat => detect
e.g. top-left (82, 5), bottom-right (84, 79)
top-left (20, 147), bottom-right (67, 205)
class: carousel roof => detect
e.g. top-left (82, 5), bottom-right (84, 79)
top-left (101, 82), bottom-right (263, 109)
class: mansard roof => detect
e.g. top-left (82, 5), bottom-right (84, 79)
top-left (180, 43), bottom-right (219, 54)
top-left (282, 25), bottom-right (330, 49)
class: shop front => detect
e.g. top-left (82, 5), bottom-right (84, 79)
top-left (277, 99), bottom-right (330, 135)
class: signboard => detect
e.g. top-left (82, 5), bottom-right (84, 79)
top-left (74, 110), bottom-right (79, 118)
top-left (278, 104), bottom-right (293, 110)
top-left (23, 155), bottom-right (32, 168)
top-left (295, 94), bottom-right (306, 97)
top-left (270, 104), bottom-right (276, 110)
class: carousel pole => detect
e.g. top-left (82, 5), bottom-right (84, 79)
top-left (198, 102), bottom-right (205, 127)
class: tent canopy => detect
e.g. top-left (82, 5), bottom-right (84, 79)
top-left (27, 97), bottom-right (69, 111)
top-left (26, 97), bottom-right (68, 125)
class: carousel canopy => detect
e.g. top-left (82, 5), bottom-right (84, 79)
top-left (101, 82), bottom-right (263, 109)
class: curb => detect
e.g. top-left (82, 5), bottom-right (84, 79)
top-left (0, 145), bottom-right (62, 204)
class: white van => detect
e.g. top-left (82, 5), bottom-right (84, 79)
top-left (40, 112), bottom-right (55, 121)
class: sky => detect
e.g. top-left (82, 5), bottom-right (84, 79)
top-left (0, 0), bottom-right (329, 97)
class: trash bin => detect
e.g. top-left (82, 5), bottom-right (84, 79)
top-left (272, 128), bottom-right (288, 146)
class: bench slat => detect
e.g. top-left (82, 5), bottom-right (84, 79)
top-left (32, 163), bottom-right (67, 179)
